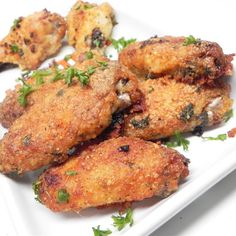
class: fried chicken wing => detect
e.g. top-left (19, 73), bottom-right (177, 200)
top-left (0, 9), bottom-right (66, 70)
top-left (0, 60), bottom-right (140, 174)
top-left (119, 36), bottom-right (234, 86)
top-left (67, 0), bottom-right (114, 53)
top-left (35, 137), bottom-right (189, 212)
top-left (124, 77), bottom-right (233, 140)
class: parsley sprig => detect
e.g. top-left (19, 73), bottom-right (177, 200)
top-left (202, 134), bottom-right (227, 141)
top-left (17, 78), bottom-right (34, 107)
top-left (112, 208), bottom-right (134, 231)
top-left (32, 180), bottom-right (41, 203)
top-left (183, 35), bottom-right (200, 46)
top-left (92, 226), bottom-right (112, 236)
top-left (110, 37), bottom-right (136, 52)
top-left (224, 109), bottom-right (233, 123)
top-left (166, 131), bottom-right (190, 151)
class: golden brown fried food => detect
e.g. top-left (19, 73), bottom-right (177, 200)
top-left (124, 77), bottom-right (233, 140)
top-left (0, 9), bottom-right (66, 70)
top-left (119, 36), bottom-right (234, 86)
top-left (36, 137), bottom-right (189, 212)
top-left (0, 60), bottom-right (140, 174)
top-left (0, 88), bottom-right (25, 128)
top-left (67, 0), bottom-right (114, 53)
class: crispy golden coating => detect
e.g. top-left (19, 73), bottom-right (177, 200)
top-left (0, 9), bottom-right (66, 70)
top-left (37, 137), bottom-right (189, 212)
top-left (119, 36), bottom-right (234, 86)
top-left (124, 77), bottom-right (233, 140)
top-left (0, 60), bottom-right (140, 174)
top-left (67, 0), bottom-right (114, 53)
top-left (0, 55), bottom-right (140, 128)
top-left (0, 88), bottom-right (25, 128)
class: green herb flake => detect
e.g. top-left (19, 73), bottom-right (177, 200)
top-left (65, 67), bottom-right (75, 86)
top-left (85, 51), bottom-right (94, 60)
top-left (130, 116), bottom-right (149, 129)
top-left (32, 69), bottom-right (51, 86)
top-left (75, 66), bottom-right (96, 86)
top-left (57, 189), bottom-right (70, 203)
top-left (179, 103), bottom-right (194, 122)
top-left (84, 4), bottom-right (94, 10)
top-left (224, 109), bottom-right (233, 123)
top-left (166, 131), bottom-right (190, 151)
top-left (64, 54), bottom-right (71, 61)
top-left (97, 61), bottom-right (108, 70)
top-left (111, 37), bottom-right (136, 52)
top-left (202, 133), bottom-right (227, 141)
top-left (183, 35), bottom-right (200, 46)
top-left (112, 208), bottom-right (134, 231)
top-left (148, 86), bottom-right (154, 93)
top-left (12, 17), bottom-right (22, 30)
top-left (10, 44), bottom-right (20, 53)
top-left (92, 225), bottom-right (112, 236)
top-left (93, 39), bottom-right (101, 48)
top-left (75, 5), bottom-right (81, 10)
top-left (32, 180), bottom-right (41, 203)
top-left (17, 78), bottom-right (34, 107)
top-left (51, 69), bottom-right (65, 82)
top-left (65, 170), bottom-right (78, 176)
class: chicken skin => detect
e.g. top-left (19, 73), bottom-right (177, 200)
top-left (35, 137), bottom-right (189, 212)
top-left (67, 0), bottom-right (114, 53)
top-left (0, 9), bottom-right (66, 70)
top-left (124, 77), bottom-right (233, 140)
top-left (0, 60), bottom-right (140, 174)
top-left (119, 36), bottom-right (234, 86)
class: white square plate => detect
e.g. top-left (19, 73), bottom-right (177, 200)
top-left (0, 0), bottom-right (235, 236)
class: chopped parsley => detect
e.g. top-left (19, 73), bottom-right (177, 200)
top-left (97, 61), bottom-right (108, 70)
top-left (75, 66), bottom-right (96, 85)
top-left (85, 51), bottom-right (94, 60)
top-left (166, 131), bottom-right (190, 151)
top-left (179, 103), bottom-right (194, 122)
top-left (130, 116), bottom-right (149, 129)
top-left (57, 189), bottom-right (70, 203)
top-left (11, 17), bottom-right (22, 30)
top-left (64, 54), bottom-right (71, 61)
top-left (224, 109), bottom-right (233, 123)
top-left (31, 69), bottom-right (51, 86)
top-left (65, 170), bottom-right (78, 176)
top-left (93, 39), bottom-right (101, 48)
top-left (32, 180), bottom-right (41, 203)
top-left (84, 4), bottom-right (94, 10)
top-left (10, 44), bottom-right (20, 53)
top-left (51, 68), bottom-right (65, 82)
top-left (17, 78), bottom-right (34, 107)
top-left (111, 37), bottom-right (136, 52)
top-left (183, 35), bottom-right (200, 46)
top-left (65, 67), bottom-right (75, 86)
top-left (112, 208), bottom-right (134, 231)
top-left (148, 86), bottom-right (154, 93)
top-left (92, 225), bottom-right (112, 236)
top-left (202, 133), bottom-right (227, 141)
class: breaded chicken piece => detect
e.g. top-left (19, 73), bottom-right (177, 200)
top-left (0, 88), bottom-right (25, 128)
top-left (0, 9), bottom-right (66, 70)
top-left (0, 60), bottom-right (140, 174)
top-left (124, 77), bottom-right (233, 140)
top-left (0, 52), bottom-right (115, 128)
top-left (119, 36), bottom-right (234, 86)
top-left (67, 0), bottom-right (114, 53)
top-left (35, 137), bottom-right (189, 212)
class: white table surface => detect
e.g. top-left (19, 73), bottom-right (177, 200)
top-left (151, 169), bottom-right (236, 236)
